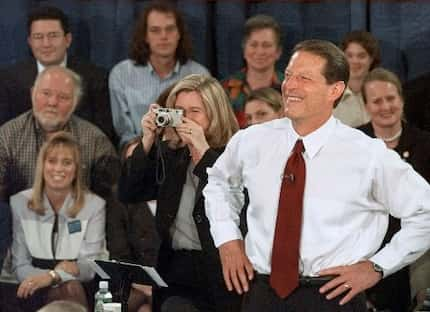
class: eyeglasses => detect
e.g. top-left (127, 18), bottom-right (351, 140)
top-left (31, 32), bottom-right (64, 42)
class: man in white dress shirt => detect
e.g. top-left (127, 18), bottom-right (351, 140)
top-left (203, 40), bottom-right (430, 311)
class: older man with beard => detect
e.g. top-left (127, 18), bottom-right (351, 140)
top-left (0, 66), bottom-right (120, 272)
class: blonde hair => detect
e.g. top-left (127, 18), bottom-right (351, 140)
top-left (29, 132), bottom-right (86, 217)
top-left (245, 87), bottom-right (283, 113)
top-left (165, 74), bottom-right (239, 148)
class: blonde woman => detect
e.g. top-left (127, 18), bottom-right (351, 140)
top-left (119, 74), bottom-right (241, 312)
top-left (11, 132), bottom-right (106, 310)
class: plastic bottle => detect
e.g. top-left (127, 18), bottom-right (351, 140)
top-left (94, 280), bottom-right (113, 312)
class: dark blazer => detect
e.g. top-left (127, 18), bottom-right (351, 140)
top-left (119, 142), bottom-right (241, 312)
top-left (0, 57), bottom-right (117, 145)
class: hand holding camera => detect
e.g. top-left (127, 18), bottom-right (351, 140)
top-left (175, 117), bottom-right (209, 164)
top-left (141, 103), bottom-right (162, 154)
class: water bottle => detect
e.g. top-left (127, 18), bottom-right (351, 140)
top-left (94, 280), bottom-right (113, 312)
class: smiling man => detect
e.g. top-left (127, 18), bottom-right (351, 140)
top-left (0, 6), bottom-right (117, 145)
top-left (109, 1), bottom-right (209, 147)
top-left (0, 66), bottom-right (119, 200)
top-left (203, 40), bottom-right (430, 312)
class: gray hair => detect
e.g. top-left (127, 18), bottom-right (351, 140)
top-left (33, 66), bottom-right (83, 110)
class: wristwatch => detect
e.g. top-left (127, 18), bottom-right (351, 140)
top-left (48, 270), bottom-right (60, 285)
top-left (371, 261), bottom-right (384, 278)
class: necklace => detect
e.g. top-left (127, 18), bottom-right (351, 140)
top-left (377, 128), bottom-right (402, 143)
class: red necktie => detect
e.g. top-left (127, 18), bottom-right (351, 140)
top-left (270, 139), bottom-right (306, 298)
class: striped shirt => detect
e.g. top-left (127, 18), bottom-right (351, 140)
top-left (109, 59), bottom-right (209, 146)
top-left (0, 111), bottom-right (120, 201)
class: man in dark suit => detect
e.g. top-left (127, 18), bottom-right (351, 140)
top-left (0, 6), bottom-right (117, 145)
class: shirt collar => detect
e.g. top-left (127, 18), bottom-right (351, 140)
top-left (36, 54), bottom-right (68, 74)
top-left (41, 192), bottom-right (74, 218)
top-left (148, 60), bottom-right (180, 78)
top-left (288, 116), bottom-right (337, 159)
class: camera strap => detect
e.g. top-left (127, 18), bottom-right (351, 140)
top-left (155, 134), bottom-right (166, 185)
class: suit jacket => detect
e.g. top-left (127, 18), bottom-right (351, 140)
top-left (0, 57), bottom-right (117, 145)
top-left (119, 142), bottom-right (241, 311)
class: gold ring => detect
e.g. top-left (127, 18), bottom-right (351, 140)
top-left (189, 129), bottom-right (192, 134)
top-left (343, 283), bottom-right (350, 289)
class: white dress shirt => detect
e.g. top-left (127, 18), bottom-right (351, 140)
top-left (204, 116), bottom-right (430, 278)
top-left (11, 189), bottom-right (106, 282)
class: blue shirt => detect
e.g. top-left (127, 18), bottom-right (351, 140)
top-left (109, 59), bottom-right (209, 147)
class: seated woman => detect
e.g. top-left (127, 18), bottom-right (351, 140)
top-left (334, 30), bottom-right (380, 127)
top-left (244, 87), bottom-right (283, 127)
top-left (118, 74), bottom-right (241, 312)
top-left (10, 132), bottom-right (106, 310)
top-left (358, 67), bottom-right (430, 311)
top-left (222, 15), bottom-right (283, 128)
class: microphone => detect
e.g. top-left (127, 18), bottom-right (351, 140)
top-left (283, 173), bottom-right (295, 182)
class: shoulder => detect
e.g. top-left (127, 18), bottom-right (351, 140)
top-left (182, 60), bottom-right (209, 74)
top-left (230, 118), bottom-right (290, 150)
top-left (0, 112), bottom-right (33, 139)
top-left (70, 115), bottom-right (109, 138)
top-left (68, 57), bottom-right (107, 78)
top-left (332, 121), bottom-right (387, 157)
top-left (10, 189), bottom-right (32, 212)
top-left (110, 59), bottom-right (141, 74)
top-left (84, 192), bottom-right (106, 209)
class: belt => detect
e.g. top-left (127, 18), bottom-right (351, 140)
top-left (254, 273), bottom-right (335, 287)
top-left (299, 275), bottom-right (335, 287)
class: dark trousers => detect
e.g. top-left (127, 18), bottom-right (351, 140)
top-left (242, 274), bottom-right (367, 312)
top-left (154, 250), bottom-right (241, 312)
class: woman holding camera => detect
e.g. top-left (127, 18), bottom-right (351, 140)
top-left (118, 74), bottom-right (240, 312)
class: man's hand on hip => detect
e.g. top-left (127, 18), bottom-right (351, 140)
top-left (219, 239), bottom-right (254, 294)
top-left (318, 260), bottom-right (382, 305)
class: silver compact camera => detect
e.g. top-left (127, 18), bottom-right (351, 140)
top-left (154, 108), bottom-right (183, 127)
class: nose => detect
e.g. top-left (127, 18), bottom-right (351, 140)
top-left (47, 94), bottom-right (59, 107)
top-left (41, 35), bottom-right (51, 46)
top-left (380, 99), bottom-right (390, 110)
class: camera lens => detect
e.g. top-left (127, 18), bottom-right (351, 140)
top-left (156, 114), bottom-right (170, 127)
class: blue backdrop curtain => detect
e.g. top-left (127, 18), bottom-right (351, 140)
top-left (1, 0), bottom-right (430, 82)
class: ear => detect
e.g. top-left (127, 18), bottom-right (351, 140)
top-left (329, 81), bottom-right (346, 104)
top-left (65, 32), bottom-right (72, 48)
top-left (275, 47), bottom-right (282, 61)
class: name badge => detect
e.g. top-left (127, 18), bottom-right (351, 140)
top-left (68, 220), bottom-right (82, 234)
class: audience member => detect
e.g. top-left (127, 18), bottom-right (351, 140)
top-left (0, 201), bottom-right (11, 271)
top-left (222, 14), bottom-right (283, 128)
top-left (118, 74), bottom-right (241, 311)
top-left (203, 40), bottom-right (430, 311)
top-left (37, 300), bottom-right (87, 312)
top-left (244, 87), bottom-right (283, 127)
top-left (0, 66), bottom-right (119, 267)
top-left (109, 1), bottom-right (209, 147)
top-left (0, 6), bottom-right (116, 145)
top-left (358, 67), bottom-right (430, 311)
top-left (334, 30), bottom-right (380, 127)
top-left (11, 132), bottom-right (105, 310)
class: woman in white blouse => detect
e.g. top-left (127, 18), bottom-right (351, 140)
top-left (11, 132), bottom-right (106, 309)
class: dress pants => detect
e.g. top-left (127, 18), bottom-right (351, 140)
top-left (242, 274), bottom-right (367, 312)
